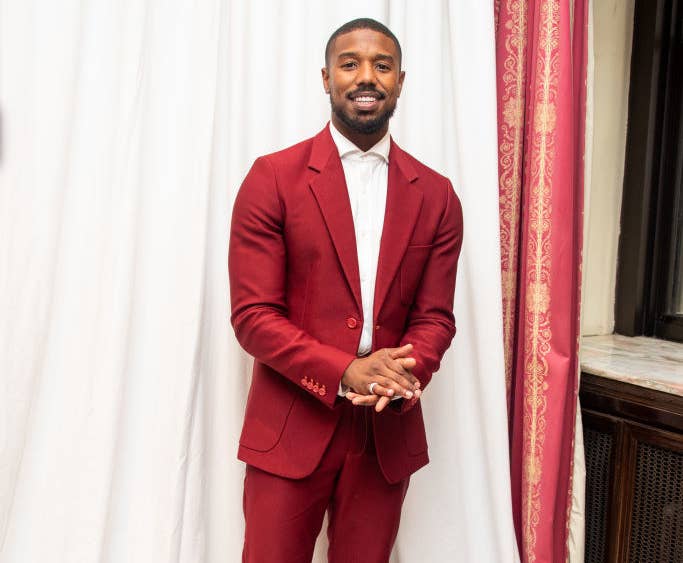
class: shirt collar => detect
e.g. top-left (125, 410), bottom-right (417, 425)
top-left (329, 121), bottom-right (390, 163)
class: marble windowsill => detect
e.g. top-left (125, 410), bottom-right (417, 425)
top-left (581, 334), bottom-right (683, 398)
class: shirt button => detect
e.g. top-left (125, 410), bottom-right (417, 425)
top-left (346, 317), bottom-right (358, 329)
top-left (375, 324), bottom-right (381, 330)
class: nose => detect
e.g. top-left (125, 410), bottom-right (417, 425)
top-left (356, 60), bottom-right (377, 85)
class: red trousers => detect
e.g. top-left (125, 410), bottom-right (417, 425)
top-left (242, 401), bottom-right (410, 562)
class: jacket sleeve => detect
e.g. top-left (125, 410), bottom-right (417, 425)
top-left (397, 181), bottom-right (463, 413)
top-left (228, 156), bottom-right (356, 408)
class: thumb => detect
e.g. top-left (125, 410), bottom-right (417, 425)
top-left (388, 343), bottom-right (413, 359)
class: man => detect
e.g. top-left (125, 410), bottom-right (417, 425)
top-left (229, 18), bottom-right (463, 562)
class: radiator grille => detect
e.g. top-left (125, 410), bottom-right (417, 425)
top-left (629, 442), bottom-right (683, 563)
top-left (584, 426), bottom-right (613, 563)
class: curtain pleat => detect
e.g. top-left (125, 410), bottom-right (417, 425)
top-left (495, 0), bottom-right (588, 561)
top-left (1, 2), bottom-right (516, 561)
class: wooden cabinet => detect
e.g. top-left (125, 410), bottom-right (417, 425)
top-left (581, 372), bottom-right (683, 562)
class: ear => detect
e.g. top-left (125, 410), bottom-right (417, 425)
top-left (397, 70), bottom-right (406, 97)
top-left (321, 67), bottom-right (330, 94)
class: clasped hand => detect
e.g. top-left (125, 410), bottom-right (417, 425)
top-left (341, 343), bottom-right (421, 412)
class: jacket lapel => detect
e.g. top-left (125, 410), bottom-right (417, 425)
top-left (308, 127), bottom-right (363, 312)
top-left (373, 142), bottom-right (423, 318)
top-left (307, 127), bottom-right (423, 320)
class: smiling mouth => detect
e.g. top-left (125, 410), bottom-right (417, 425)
top-left (350, 93), bottom-right (383, 110)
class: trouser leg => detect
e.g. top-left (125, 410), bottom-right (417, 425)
top-left (326, 410), bottom-right (410, 563)
top-left (242, 463), bottom-right (332, 563)
top-left (242, 406), bottom-right (353, 563)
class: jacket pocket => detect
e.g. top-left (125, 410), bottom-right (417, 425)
top-left (400, 244), bottom-right (433, 306)
top-left (400, 403), bottom-right (428, 455)
top-left (239, 364), bottom-right (296, 452)
top-left (382, 401), bottom-right (428, 455)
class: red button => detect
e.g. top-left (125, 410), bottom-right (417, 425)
top-left (346, 317), bottom-right (358, 329)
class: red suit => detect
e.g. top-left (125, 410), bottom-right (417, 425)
top-left (229, 124), bottom-right (463, 560)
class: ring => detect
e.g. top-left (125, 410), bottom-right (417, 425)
top-left (368, 382), bottom-right (378, 395)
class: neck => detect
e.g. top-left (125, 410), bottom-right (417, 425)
top-left (330, 115), bottom-right (388, 152)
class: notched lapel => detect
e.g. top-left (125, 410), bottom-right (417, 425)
top-left (309, 147), bottom-right (363, 313)
top-left (373, 144), bottom-right (423, 318)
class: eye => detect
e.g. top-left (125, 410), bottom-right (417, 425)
top-left (376, 63), bottom-right (391, 72)
top-left (341, 61), bottom-right (357, 69)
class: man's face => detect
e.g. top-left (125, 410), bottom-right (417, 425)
top-left (322, 28), bottom-right (405, 136)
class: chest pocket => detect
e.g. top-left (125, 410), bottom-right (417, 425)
top-left (400, 244), bottom-right (433, 305)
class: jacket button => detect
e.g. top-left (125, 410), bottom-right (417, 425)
top-left (346, 317), bottom-right (358, 329)
top-left (319, 387), bottom-right (326, 396)
top-left (307, 381), bottom-right (314, 389)
top-left (301, 377), bottom-right (308, 386)
top-left (375, 324), bottom-right (380, 330)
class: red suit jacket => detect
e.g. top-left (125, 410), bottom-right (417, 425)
top-left (229, 125), bottom-right (463, 484)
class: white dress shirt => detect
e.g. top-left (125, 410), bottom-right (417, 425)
top-left (329, 122), bottom-right (390, 395)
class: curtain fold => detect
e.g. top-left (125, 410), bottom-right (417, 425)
top-left (495, 0), bottom-right (588, 561)
top-left (2, 1), bottom-right (516, 561)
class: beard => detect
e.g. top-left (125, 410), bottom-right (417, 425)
top-left (329, 94), bottom-right (396, 135)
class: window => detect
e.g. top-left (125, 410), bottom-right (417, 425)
top-left (615, 0), bottom-right (683, 342)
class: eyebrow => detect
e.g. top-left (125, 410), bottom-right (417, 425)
top-left (336, 51), bottom-right (395, 63)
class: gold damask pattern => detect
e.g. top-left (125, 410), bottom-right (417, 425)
top-left (522, 1), bottom-right (560, 558)
top-left (497, 0), bottom-right (527, 398)
top-left (497, 0), bottom-right (561, 561)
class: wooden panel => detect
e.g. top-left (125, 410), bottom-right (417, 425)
top-left (582, 410), bottom-right (626, 562)
top-left (581, 372), bottom-right (683, 561)
top-left (625, 422), bottom-right (683, 561)
top-left (580, 372), bottom-right (683, 433)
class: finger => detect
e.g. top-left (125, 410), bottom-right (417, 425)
top-left (386, 358), bottom-right (420, 388)
top-left (387, 343), bottom-right (413, 359)
top-left (369, 383), bottom-right (396, 398)
top-left (377, 367), bottom-right (417, 398)
top-left (381, 353), bottom-right (419, 387)
top-left (351, 394), bottom-right (380, 406)
top-left (375, 396), bottom-right (391, 412)
top-left (346, 391), bottom-right (378, 402)
top-left (397, 356), bottom-right (417, 370)
top-left (396, 357), bottom-right (420, 388)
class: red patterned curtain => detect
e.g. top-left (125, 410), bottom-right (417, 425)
top-left (495, 0), bottom-right (588, 561)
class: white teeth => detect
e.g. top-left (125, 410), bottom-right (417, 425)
top-left (355, 96), bottom-right (377, 102)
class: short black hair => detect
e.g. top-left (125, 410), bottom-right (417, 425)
top-left (325, 18), bottom-right (402, 69)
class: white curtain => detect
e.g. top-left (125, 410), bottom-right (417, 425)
top-left (0, 1), bottom-right (518, 562)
